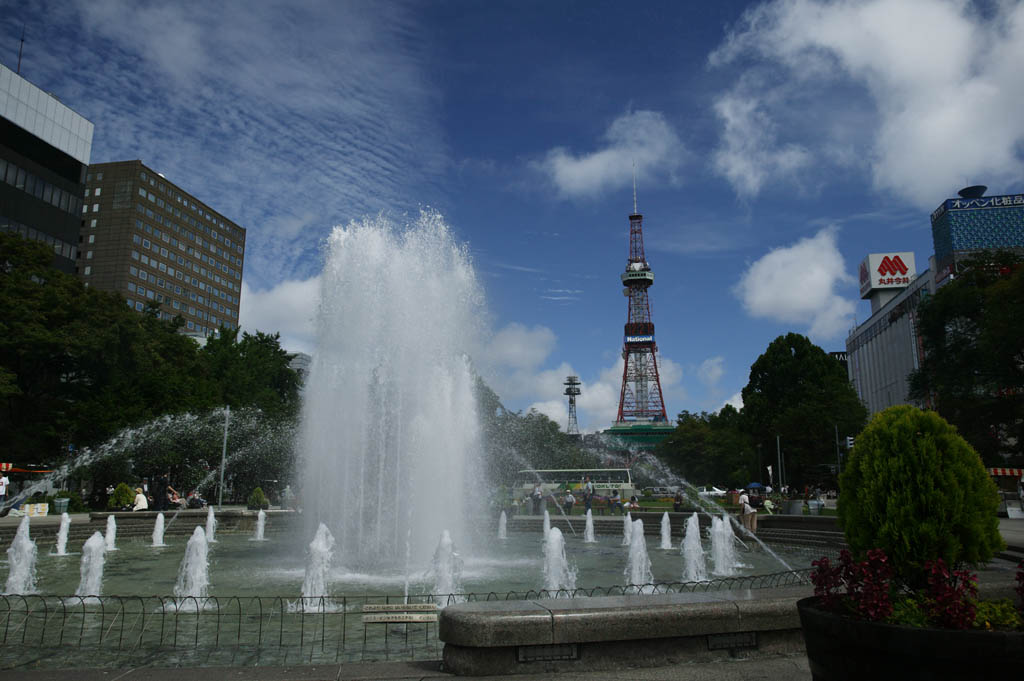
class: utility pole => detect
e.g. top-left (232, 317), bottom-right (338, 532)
top-left (776, 435), bottom-right (783, 489)
top-left (834, 424), bottom-right (842, 476)
top-left (218, 405), bottom-right (230, 508)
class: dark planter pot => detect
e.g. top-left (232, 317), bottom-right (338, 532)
top-left (797, 597), bottom-right (1024, 681)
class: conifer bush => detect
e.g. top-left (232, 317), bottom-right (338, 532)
top-left (837, 405), bottom-right (1004, 589)
top-left (247, 486), bottom-right (269, 510)
top-left (106, 482), bottom-right (136, 511)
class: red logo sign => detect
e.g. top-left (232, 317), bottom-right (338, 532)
top-left (877, 255), bottom-right (908, 276)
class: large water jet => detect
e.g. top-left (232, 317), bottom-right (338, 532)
top-left (624, 519), bottom-right (652, 588)
top-left (542, 527), bottom-right (576, 594)
top-left (4, 516), bottom-right (37, 594)
top-left (55, 512), bottom-right (71, 556)
top-left (681, 513), bottom-right (707, 582)
top-left (104, 515), bottom-right (117, 551)
top-left (299, 212), bottom-right (484, 568)
top-left (583, 509), bottom-right (596, 543)
top-left (301, 523), bottom-right (335, 608)
top-left (75, 532), bottom-right (106, 597)
top-left (430, 530), bottom-right (463, 603)
top-left (174, 527), bottom-right (210, 602)
top-left (152, 512), bottom-right (166, 547)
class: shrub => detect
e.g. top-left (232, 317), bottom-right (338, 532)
top-left (247, 487), bottom-right (269, 510)
top-left (45, 491), bottom-right (87, 513)
top-left (106, 482), bottom-right (136, 511)
top-left (837, 405), bottom-right (1004, 588)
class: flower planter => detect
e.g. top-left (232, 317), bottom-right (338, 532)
top-left (797, 597), bottom-right (1024, 680)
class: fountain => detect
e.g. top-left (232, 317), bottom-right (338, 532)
top-left (55, 512), bottom-right (71, 556)
top-left (542, 509), bottom-right (551, 539)
top-left (624, 519), bottom-right (652, 588)
top-left (252, 509), bottom-right (267, 541)
top-left (104, 515), bottom-right (117, 552)
top-left (4, 516), bottom-right (37, 594)
top-left (430, 530), bottom-right (463, 603)
top-left (621, 512), bottom-right (632, 546)
top-left (301, 522), bottom-right (335, 608)
top-left (174, 526), bottom-right (210, 602)
top-left (152, 512), bottom-right (166, 547)
top-left (75, 532), bottom-right (106, 597)
top-left (659, 512), bottom-right (672, 550)
top-left (497, 511), bottom-right (507, 540)
top-left (542, 527), bottom-right (576, 594)
top-left (298, 212), bottom-right (484, 568)
top-left (583, 509), bottom-right (597, 543)
top-left (681, 512), bottom-right (707, 582)
top-left (205, 506), bottom-right (217, 543)
top-left (710, 515), bottom-right (740, 577)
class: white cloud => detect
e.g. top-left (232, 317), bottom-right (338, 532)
top-left (722, 391), bottom-right (744, 412)
top-left (697, 356), bottom-right (725, 388)
top-left (712, 90), bottom-right (811, 198)
top-left (239, 276), bottom-right (320, 354)
top-left (709, 0), bottom-right (1024, 206)
top-left (486, 323), bottom-right (557, 372)
top-left (535, 110), bottom-right (685, 199)
top-left (28, 1), bottom-right (446, 290)
top-left (733, 226), bottom-right (855, 338)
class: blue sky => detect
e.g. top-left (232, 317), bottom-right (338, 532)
top-left (3, 0), bottom-right (1023, 432)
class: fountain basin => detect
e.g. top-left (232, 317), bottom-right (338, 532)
top-left (440, 589), bottom-right (809, 675)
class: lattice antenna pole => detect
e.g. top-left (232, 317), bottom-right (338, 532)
top-left (564, 375), bottom-right (581, 435)
top-left (615, 203), bottom-right (667, 424)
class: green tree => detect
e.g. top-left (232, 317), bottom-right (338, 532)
top-left (908, 252), bottom-right (1023, 465)
top-left (656, 406), bottom-right (754, 488)
top-left (741, 333), bottom-right (867, 489)
top-left (199, 328), bottom-right (301, 419)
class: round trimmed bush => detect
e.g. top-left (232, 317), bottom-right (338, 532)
top-left (838, 405), bottom-right (1004, 588)
top-left (247, 486), bottom-right (269, 510)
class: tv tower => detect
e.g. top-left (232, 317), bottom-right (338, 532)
top-left (615, 181), bottom-right (667, 424)
top-left (563, 375), bottom-right (581, 435)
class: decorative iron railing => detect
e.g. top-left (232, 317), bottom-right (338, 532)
top-left (0, 568), bottom-right (813, 668)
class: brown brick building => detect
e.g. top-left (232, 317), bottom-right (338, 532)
top-left (78, 160), bottom-right (245, 336)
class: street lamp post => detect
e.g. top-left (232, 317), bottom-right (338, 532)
top-left (218, 405), bottom-right (230, 508)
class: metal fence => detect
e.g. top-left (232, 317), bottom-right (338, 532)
top-left (0, 569), bottom-right (813, 669)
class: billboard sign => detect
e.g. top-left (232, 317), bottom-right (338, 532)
top-left (859, 252), bottom-right (916, 298)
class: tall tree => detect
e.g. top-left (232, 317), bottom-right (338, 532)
top-left (741, 333), bottom-right (867, 489)
top-left (909, 252), bottom-right (1023, 465)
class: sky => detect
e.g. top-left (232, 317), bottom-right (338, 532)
top-left (2, 0), bottom-right (1023, 433)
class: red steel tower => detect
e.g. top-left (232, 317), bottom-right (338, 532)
top-left (615, 208), bottom-right (668, 424)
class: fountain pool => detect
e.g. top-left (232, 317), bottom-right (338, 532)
top-left (4, 525), bottom-right (814, 598)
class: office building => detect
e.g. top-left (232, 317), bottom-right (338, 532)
top-left (847, 185), bottom-right (1024, 415)
top-left (81, 160), bottom-right (245, 336)
top-left (0, 63), bottom-right (93, 273)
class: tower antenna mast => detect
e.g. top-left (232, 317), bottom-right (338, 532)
top-left (563, 376), bottom-right (581, 435)
top-left (632, 159), bottom-right (637, 214)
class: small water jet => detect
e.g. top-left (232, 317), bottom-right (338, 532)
top-left (542, 527), bottom-right (576, 594)
top-left (4, 516), bottom-right (38, 594)
top-left (430, 530), bottom-right (463, 603)
top-left (710, 515), bottom-right (739, 577)
top-left (681, 512), bottom-right (707, 582)
top-left (251, 510), bottom-right (267, 541)
top-left (301, 523), bottom-right (335, 608)
top-left (104, 515), bottom-right (117, 552)
top-left (660, 512), bottom-right (672, 550)
top-left (624, 519), bottom-right (652, 588)
top-left (497, 511), bottom-right (507, 540)
top-left (174, 526), bottom-right (210, 602)
top-left (542, 509), bottom-right (551, 539)
top-left (205, 507), bottom-right (217, 543)
top-left (75, 532), bottom-right (106, 597)
top-left (621, 512), bottom-right (632, 546)
top-left (583, 509), bottom-right (597, 543)
top-left (55, 512), bottom-right (71, 556)
top-left (152, 512), bottom-right (166, 547)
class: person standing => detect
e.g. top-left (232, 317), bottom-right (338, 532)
top-left (562, 490), bottom-right (576, 516)
top-left (738, 489), bottom-right (755, 533)
top-left (0, 472), bottom-right (8, 507)
top-left (673, 489), bottom-right (684, 513)
top-left (532, 483), bottom-right (543, 515)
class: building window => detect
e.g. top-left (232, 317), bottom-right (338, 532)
top-left (92, 203), bottom-right (99, 212)
top-left (83, 266), bottom-right (91, 275)
top-left (135, 301), bottom-right (144, 311)
top-left (86, 251), bottom-right (93, 259)
top-left (88, 234), bottom-right (95, 244)
top-left (90, 219), bottom-right (97, 228)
